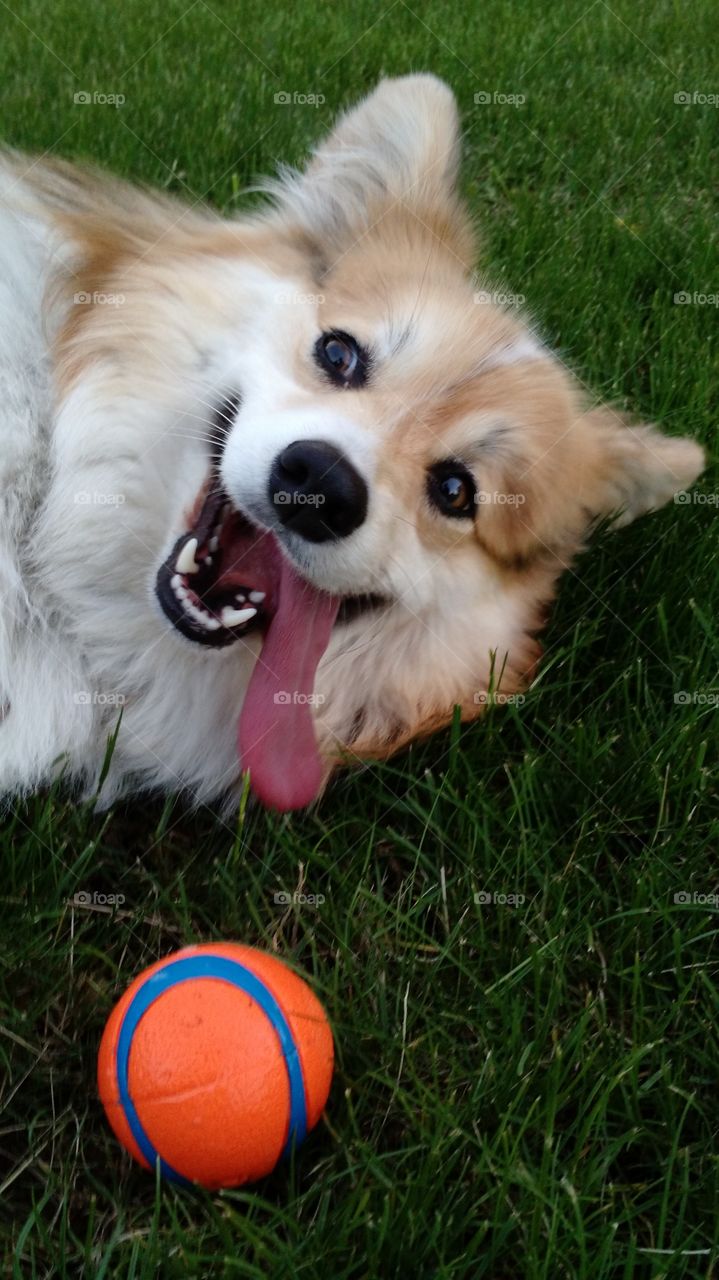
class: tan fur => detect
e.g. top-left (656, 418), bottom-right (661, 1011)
top-left (53, 214), bottom-right (309, 397)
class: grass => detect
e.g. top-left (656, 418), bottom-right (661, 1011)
top-left (1, 0), bottom-right (718, 1275)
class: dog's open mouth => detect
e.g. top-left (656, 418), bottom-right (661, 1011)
top-left (155, 478), bottom-right (344, 810)
top-left (156, 484), bottom-right (275, 649)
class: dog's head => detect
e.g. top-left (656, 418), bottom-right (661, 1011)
top-left (53, 75), bottom-right (704, 809)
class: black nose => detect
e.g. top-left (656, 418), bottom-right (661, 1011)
top-left (269, 439), bottom-right (368, 542)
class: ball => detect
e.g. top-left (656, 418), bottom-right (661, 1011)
top-left (97, 942), bottom-right (334, 1189)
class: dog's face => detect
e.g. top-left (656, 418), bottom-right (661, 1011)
top-left (221, 249), bottom-right (554, 605)
top-left (55, 75), bottom-right (704, 809)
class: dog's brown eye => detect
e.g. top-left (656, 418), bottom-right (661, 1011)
top-left (325, 336), bottom-right (355, 374)
top-left (427, 462), bottom-right (476, 518)
top-left (440, 476), bottom-right (470, 508)
top-left (314, 330), bottom-right (370, 388)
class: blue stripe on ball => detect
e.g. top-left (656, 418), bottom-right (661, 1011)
top-left (115, 954), bottom-right (309, 1185)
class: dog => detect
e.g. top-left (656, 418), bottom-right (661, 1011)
top-left (0, 74), bottom-right (704, 810)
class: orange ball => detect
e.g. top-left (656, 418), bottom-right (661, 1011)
top-left (97, 943), bottom-right (334, 1189)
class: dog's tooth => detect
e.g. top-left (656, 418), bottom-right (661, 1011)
top-left (171, 574), bottom-right (182, 590)
top-left (176, 537), bottom-right (199, 575)
top-left (221, 605), bottom-right (257, 628)
top-left (249, 590), bottom-right (265, 604)
top-left (209, 536), bottom-right (219, 552)
top-left (203, 555), bottom-right (213, 567)
top-left (188, 602), bottom-right (220, 630)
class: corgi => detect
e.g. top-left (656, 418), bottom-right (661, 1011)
top-left (0, 75), bottom-right (703, 810)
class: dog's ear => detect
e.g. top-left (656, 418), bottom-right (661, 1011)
top-left (474, 400), bottom-right (705, 567)
top-left (266, 74), bottom-right (475, 265)
top-left (577, 406), bottom-right (706, 529)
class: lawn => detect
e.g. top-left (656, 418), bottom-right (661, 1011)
top-left (1, 1), bottom-right (718, 1276)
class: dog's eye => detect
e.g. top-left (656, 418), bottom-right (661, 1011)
top-left (314, 331), bottom-right (369, 388)
top-left (427, 463), bottom-right (476, 518)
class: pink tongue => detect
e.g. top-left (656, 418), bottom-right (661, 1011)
top-left (238, 557), bottom-right (340, 811)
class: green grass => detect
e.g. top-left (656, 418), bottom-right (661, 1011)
top-left (2, 1), bottom-right (719, 1275)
